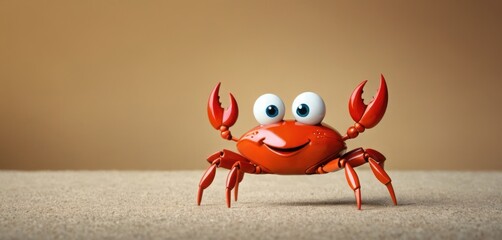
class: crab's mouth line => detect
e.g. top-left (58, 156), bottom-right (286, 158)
top-left (264, 140), bottom-right (310, 155)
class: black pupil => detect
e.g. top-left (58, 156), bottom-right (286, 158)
top-left (266, 105), bottom-right (279, 117)
top-left (297, 104), bottom-right (309, 117)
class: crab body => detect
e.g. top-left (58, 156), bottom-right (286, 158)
top-left (237, 121), bottom-right (345, 174)
top-left (197, 75), bottom-right (397, 209)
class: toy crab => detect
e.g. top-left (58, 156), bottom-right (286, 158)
top-left (197, 75), bottom-right (396, 209)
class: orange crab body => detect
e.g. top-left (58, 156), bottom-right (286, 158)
top-left (197, 75), bottom-right (397, 209)
top-left (237, 121), bottom-right (345, 174)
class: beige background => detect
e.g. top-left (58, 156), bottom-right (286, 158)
top-left (1, 0), bottom-right (501, 170)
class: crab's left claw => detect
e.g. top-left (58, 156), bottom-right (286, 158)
top-left (208, 82), bottom-right (239, 130)
top-left (345, 75), bottom-right (388, 140)
top-left (349, 75), bottom-right (388, 129)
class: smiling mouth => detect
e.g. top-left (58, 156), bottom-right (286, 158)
top-left (264, 140), bottom-right (310, 155)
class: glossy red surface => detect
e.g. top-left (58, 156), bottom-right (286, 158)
top-left (237, 121), bottom-right (345, 174)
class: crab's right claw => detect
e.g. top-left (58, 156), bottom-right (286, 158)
top-left (208, 83), bottom-right (239, 130)
top-left (349, 75), bottom-right (388, 129)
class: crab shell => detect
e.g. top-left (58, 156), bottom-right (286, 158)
top-left (236, 120), bottom-right (346, 174)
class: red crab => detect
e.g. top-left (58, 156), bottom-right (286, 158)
top-left (198, 75), bottom-right (396, 209)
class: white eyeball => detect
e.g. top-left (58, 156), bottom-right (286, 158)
top-left (253, 93), bottom-right (285, 125)
top-left (292, 92), bottom-right (326, 125)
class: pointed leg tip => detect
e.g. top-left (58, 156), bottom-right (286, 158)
top-left (234, 189), bottom-right (239, 202)
top-left (234, 184), bottom-right (239, 202)
top-left (385, 183), bottom-right (397, 206)
top-left (226, 189), bottom-right (232, 208)
top-left (354, 188), bottom-right (362, 210)
top-left (197, 188), bottom-right (203, 206)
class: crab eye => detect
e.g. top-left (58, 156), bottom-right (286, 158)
top-left (292, 92), bottom-right (325, 125)
top-left (253, 93), bottom-right (285, 125)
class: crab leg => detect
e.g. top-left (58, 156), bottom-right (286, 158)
top-left (226, 163), bottom-right (240, 208)
top-left (197, 161), bottom-right (218, 206)
top-left (197, 149), bottom-right (263, 207)
top-left (344, 163), bottom-right (362, 210)
top-left (366, 151), bottom-right (397, 205)
top-left (316, 148), bottom-right (397, 209)
top-left (226, 161), bottom-right (260, 207)
top-left (234, 169), bottom-right (244, 201)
